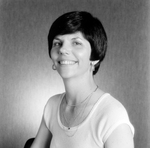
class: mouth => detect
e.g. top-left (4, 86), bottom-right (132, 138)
top-left (58, 60), bottom-right (78, 65)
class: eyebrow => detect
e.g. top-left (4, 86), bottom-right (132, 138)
top-left (71, 37), bottom-right (82, 40)
top-left (53, 36), bottom-right (83, 41)
top-left (53, 37), bottom-right (61, 41)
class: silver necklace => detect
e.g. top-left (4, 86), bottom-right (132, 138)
top-left (63, 96), bottom-right (90, 137)
top-left (62, 86), bottom-right (98, 137)
top-left (65, 86), bottom-right (98, 107)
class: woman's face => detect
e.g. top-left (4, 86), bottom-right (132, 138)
top-left (50, 32), bottom-right (92, 79)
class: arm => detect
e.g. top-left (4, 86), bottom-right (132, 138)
top-left (31, 116), bottom-right (52, 148)
top-left (105, 124), bottom-right (134, 148)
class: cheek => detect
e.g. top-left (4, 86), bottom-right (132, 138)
top-left (78, 49), bottom-right (91, 62)
top-left (50, 50), bottom-right (58, 60)
top-left (77, 52), bottom-right (91, 68)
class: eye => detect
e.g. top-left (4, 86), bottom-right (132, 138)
top-left (72, 41), bottom-right (82, 46)
top-left (52, 41), bottom-right (62, 47)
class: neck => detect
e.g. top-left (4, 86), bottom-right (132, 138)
top-left (62, 73), bottom-right (97, 105)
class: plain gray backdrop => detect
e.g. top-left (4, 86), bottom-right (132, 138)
top-left (0, 0), bottom-right (150, 148)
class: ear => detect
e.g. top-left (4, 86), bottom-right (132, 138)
top-left (92, 60), bottom-right (99, 65)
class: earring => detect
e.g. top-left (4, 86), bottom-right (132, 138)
top-left (90, 62), bottom-right (95, 72)
top-left (52, 64), bottom-right (56, 70)
top-left (90, 60), bottom-right (99, 72)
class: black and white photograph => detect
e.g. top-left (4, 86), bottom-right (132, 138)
top-left (0, 0), bottom-right (149, 148)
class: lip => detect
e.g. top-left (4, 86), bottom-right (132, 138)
top-left (58, 60), bottom-right (78, 65)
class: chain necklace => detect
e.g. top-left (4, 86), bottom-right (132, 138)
top-left (62, 86), bottom-right (98, 137)
top-left (63, 91), bottom-right (91, 128)
top-left (65, 86), bottom-right (98, 107)
top-left (62, 95), bottom-right (90, 137)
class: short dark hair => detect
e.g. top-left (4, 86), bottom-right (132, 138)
top-left (48, 11), bottom-right (107, 75)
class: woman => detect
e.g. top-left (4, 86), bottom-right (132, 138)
top-left (31, 11), bottom-right (134, 148)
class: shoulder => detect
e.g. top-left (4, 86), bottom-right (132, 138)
top-left (99, 94), bottom-right (131, 125)
top-left (43, 93), bottom-right (64, 118)
top-left (45, 93), bottom-right (64, 109)
top-left (99, 94), bottom-right (128, 116)
top-left (43, 93), bottom-right (64, 129)
top-left (96, 93), bottom-right (134, 143)
top-left (103, 96), bottom-right (134, 148)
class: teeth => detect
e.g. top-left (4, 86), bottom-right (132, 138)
top-left (60, 61), bottom-right (76, 65)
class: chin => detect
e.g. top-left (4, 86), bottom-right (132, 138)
top-left (58, 70), bottom-right (75, 79)
top-left (58, 69), bottom-right (90, 80)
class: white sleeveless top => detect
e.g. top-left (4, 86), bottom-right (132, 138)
top-left (43, 93), bottom-right (134, 148)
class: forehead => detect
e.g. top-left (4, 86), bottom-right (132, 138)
top-left (54, 32), bottom-right (86, 40)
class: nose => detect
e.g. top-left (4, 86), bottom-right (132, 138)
top-left (59, 44), bottom-right (69, 55)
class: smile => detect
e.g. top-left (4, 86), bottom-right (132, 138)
top-left (59, 60), bottom-right (77, 65)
